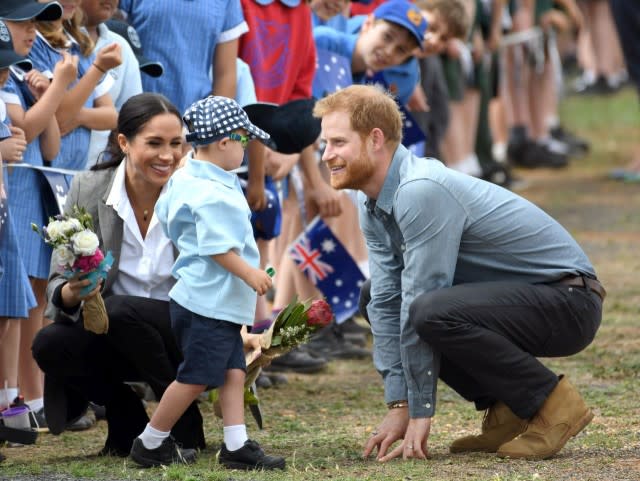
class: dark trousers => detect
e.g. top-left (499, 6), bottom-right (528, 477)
top-left (610, 0), bottom-right (640, 91)
top-left (32, 296), bottom-right (205, 453)
top-left (359, 279), bottom-right (602, 419)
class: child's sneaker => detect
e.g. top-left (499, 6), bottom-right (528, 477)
top-left (218, 439), bottom-right (285, 470)
top-left (129, 436), bottom-right (197, 467)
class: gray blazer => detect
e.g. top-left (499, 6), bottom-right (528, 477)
top-left (44, 167), bottom-right (176, 322)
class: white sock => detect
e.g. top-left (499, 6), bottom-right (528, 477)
top-left (139, 423), bottom-right (170, 450)
top-left (26, 397), bottom-right (44, 412)
top-left (492, 142), bottom-right (507, 164)
top-left (223, 424), bottom-right (248, 451)
top-left (0, 388), bottom-right (19, 409)
top-left (451, 154), bottom-right (482, 177)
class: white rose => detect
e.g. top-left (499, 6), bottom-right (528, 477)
top-left (67, 218), bottom-right (83, 232)
top-left (60, 219), bottom-right (82, 236)
top-left (71, 230), bottom-right (99, 256)
top-left (45, 220), bottom-right (66, 242)
top-left (53, 245), bottom-right (76, 271)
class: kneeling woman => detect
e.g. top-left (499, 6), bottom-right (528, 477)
top-left (32, 93), bottom-right (204, 455)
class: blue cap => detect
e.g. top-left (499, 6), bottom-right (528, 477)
top-left (0, 20), bottom-right (32, 71)
top-left (373, 0), bottom-right (428, 50)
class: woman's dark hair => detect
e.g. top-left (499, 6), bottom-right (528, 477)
top-left (93, 93), bottom-right (182, 170)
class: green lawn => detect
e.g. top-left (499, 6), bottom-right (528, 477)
top-left (2, 88), bottom-right (639, 481)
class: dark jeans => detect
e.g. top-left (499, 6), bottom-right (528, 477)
top-left (359, 278), bottom-right (602, 419)
top-left (32, 295), bottom-right (205, 453)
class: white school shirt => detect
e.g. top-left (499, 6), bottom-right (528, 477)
top-left (105, 160), bottom-right (175, 300)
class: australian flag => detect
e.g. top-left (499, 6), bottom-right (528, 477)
top-left (313, 48), bottom-right (353, 100)
top-left (364, 72), bottom-right (427, 149)
top-left (289, 216), bottom-right (365, 323)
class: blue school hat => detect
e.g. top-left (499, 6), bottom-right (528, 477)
top-left (0, 21), bottom-right (32, 71)
top-left (105, 20), bottom-right (164, 78)
top-left (0, 0), bottom-right (62, 22)
top-left (183, 96), bottom-right (272, 147)
top-left (373, 0), bottom-right (428, 50)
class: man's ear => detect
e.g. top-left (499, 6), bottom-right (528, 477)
top-left (369, 128), bottom-right (385, 150)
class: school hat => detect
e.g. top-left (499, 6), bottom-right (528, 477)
top-left (183, 96), bottom-right (272, 147)
top-left (105, 20), bottom-right (164, 78)
top-left (243, 98), bottom-right (321, 155)
top-left (0, 0), bottom-right (62, 22)
top-left (373, 0), bottom-right (428, 50)
top-left (0, 21), bottom-right (32, 71)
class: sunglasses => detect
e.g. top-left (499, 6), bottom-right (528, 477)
top-left (229, 133), bottom-right (250, 149)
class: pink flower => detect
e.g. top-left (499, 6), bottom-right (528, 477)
top-left (72, 249), bottom-right (104, 273)
top-left (306, 299), bottom-right (333, 328)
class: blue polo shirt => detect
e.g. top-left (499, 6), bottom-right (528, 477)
top-left (313, 17), bottom-right (419, 105)
top-left (120, 0), bottom-right (248, 113)
top-left (361, 145), bottom-right (595, 418)
top-left (155, 155), bottom-right (259, 324)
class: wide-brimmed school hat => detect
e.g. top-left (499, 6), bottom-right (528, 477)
top-left (373, 0), bottom-right (428, 50)
top-left (105, 20), bottom-right (164, 78)
top-left (183, 96), bottom-right (272, 147)
top-left (243, 98), bottom-right (321, 155)
top-left (0, 21), bottom-right (32, 71)
top-left (0, 0), bottom-right (62, 22)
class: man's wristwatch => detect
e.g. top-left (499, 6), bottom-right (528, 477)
top-left (387, 400), bottom-right (409, 409)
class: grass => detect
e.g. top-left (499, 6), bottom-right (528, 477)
top-left (2, 88), bottom-right (639, 481)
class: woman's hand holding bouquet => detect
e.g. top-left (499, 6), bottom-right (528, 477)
top-left (32, 206), bottom-right (113, 334)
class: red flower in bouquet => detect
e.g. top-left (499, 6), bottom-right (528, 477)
top-left (72, 248), bottom-right (104, 272)
top-left (306, 299), bottom-right (333, 328)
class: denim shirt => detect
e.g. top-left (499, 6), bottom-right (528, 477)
top-left (359, 145), bottom-right (595, 418)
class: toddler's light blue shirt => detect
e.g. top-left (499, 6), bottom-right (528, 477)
top-left (155, 155), bottom-right (259, 324)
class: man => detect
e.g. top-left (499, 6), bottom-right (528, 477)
top-left (313, 84), bottom-right (604, 462)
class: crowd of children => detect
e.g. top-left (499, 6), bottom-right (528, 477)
top-left (0, 0), bottom-right (633, 470)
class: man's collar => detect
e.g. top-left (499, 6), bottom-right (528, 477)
top-left (372, 144), bottom-right (404, 214)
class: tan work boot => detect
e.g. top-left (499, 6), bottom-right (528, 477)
top-left (450, 401), bottom-right (527, 453)
top-left (497, 376), bottom-right (594, 460)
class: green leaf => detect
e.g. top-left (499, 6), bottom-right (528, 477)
top-left (244, 388), bottom-right (259, 405)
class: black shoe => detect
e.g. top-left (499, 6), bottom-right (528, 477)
top-left (219, 439), bottom-right (285, 470)
top-left (28, 407), bottom-right (48, 433)
top-left (509, 140), bottom-right (568, 169)
top-left (266, 347), bottom-right (327, 374)
top-left (481, 163), bottom-right (513, 189)
top-left (308, 323), bottom-right (371, 360)
top-left (66, 409), bottom-right (96, 431)
top-left (550, 126), bottom-right (590, 157)
top-left (255, 373), bottom-right (273, 389)
top-left (129, 436), bottom-right (197, 468)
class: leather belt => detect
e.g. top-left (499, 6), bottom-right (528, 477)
top-left (556, 275), bottom-right (606, 302)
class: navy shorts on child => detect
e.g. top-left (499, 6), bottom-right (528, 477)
top-left (170, 300), bottom-right (246, 389)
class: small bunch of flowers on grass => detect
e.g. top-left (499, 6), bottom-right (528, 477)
top-left (245, 296), bottom-right (334, 386)
top-left (32, 206), bottom-right (113, 334)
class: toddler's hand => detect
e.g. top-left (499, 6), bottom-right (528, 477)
top-left (95, 43), bottom-right (122, 72)
top-left (246, 268), bottom-right (273, 296)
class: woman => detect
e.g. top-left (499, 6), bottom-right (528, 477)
top-left (32, 93), bottom-right (205, 456)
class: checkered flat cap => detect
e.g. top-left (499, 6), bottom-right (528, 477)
top-left (183, 96), bottom-right (270, 146)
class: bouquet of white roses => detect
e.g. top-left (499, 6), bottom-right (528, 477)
top-left (32, 206), bottom-right (114, 334)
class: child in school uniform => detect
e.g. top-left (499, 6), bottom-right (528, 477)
top-left (80, 0), bottom-right (144, 167)
top-left (29, 0), bottom-right (121, 171)
top-left (129, 96), bottom-right (285, 471)
top-left (0, 22), bottom-right (37, 412)
top-left (0, 1), bottom-right (79, 427)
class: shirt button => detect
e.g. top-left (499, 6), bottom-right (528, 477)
top-left (425, 403), bottom-right (431, 409)
top-left (427, 371), bottom-right (432, 376)
top-left (400, 244), bottom-right (406, 251)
